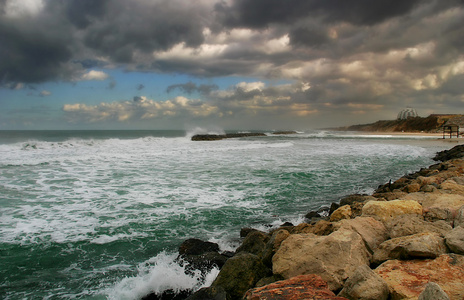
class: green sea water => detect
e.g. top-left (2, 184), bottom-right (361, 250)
top-left (0, 130), bottom-right (451, 299)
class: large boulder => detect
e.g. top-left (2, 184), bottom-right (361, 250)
top-left (272, 229), bottom-right (370, 291)
top-left (243, 274), bottom-right (349, 300)
top-left (335, 217), bottom-right (389, 253)
top-left (401, 193), bottom-right (464, 224)
top-left (372, 232), bottom-right (447, 265)
top-left (338, 265), bottom-right (389, 300)
top-left (262, 229), bottom-right (290, 267)
top-left (235, 230), bottom-right (270, 257)
top-left (418, 282), bottom-right (450, 300)
top-left (210, 253), bottom-right (270, 300)
top-left (179, 238), bottom-right (219, 255)
top-left (386, 215), bottom-right (452, 238)
top-left (375, 254), bottom-right (464, 300)
top-left (445, 226), bottom-right (464, 254)
top-left (329, 205), bottom-right (352, 222)
top-left (455, 205), bottom-right (464, 227)
top-left (361, 200), bottom-right (423, 223)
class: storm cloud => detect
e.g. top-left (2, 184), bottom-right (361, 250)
top-left (2, 0), bottom-right (464, 128)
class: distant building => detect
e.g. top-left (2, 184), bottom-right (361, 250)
top-left (397, 108), bottom-right (418, 120)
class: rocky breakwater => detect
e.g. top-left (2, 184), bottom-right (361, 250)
top-left (191, 131), bottom-right (298, 141)
top-left (143, 144), bottom-right (464, 300)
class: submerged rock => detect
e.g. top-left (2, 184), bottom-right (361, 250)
top-left (244, 274), bottom-right (348, 300)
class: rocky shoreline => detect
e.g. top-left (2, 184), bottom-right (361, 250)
top-left (191, 131), bottom-right (297, 141)
top-left (144, 144), bottom-right (464, 300)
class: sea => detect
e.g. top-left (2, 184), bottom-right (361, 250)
top-left (0, 129), bottom-right (454, 299)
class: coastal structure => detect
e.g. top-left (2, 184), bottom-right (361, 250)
top-left (442, 115), bottom-right (464, 138)
top-left (397, 107), bottom-right (418, 120)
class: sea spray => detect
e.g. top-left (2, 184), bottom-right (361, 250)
top-left (104, 252), bottom-right (220, 300)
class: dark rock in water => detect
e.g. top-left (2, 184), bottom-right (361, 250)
top-left (141, 289), bottom-right (192, 300)
top-left (185, 286), bottom-right (227, 300)
top-left (210, 252), bottom-right (271, 300)
top-left (280, 221), bottom-right (294, 227)
top-left (235, 231), bottom-right (270, 257)
top-left (329, 202), bottom-right (340, 216)
top-left (434, 144), bottom-right (464, 161)
top-left (179, 238), bottom-right (219, 255)
top-left (339, 194), bottom-right (369, 206)
top-left (272, 131), bottom-right (297, 135)
top-left (181, 251), bottom-right (229, 273)
top-left (240, 227), bottom-right (259, 238)
top-left (191, 133), bottom-right (266, 141)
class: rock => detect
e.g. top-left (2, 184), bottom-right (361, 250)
top-left (339, 194), bottom-right (375, 206)
top-left (141, 289), bottom-right (192, 300)
top-left (445, 226), bottom-right (464, 254)
top-left (335, 217), bottom-right (388, 253)
top-left (386, 215), bottom-right (452, 238)
top-left (262, 229), bottom-right (290, 267)
top-left (372, 232), bottom-right (447, 265)
top-left (309, 220), bottom-right (336, 236)
top-left (375, 254), bottom-right (464, 300)
top-left (361, 200), bottom-right (423, 223)
top-left (185, 286), bottom-right (227, 300)
top-left (235, 231), bottom-right (270, 257)
top-left (329, 205), bottom-right (352, 222)
top-left (338, 265), bottom-right (389, 300)
top-left (191, 133), bottom-right (266, 141)
top-left (418, 282), bottom-right (450, 300)
top-left (305, 210), bottom-right (321, 221)
top-left (240, 228), bottom-right (261, 238)
top-left (181, 252), bottom-right (229, 273)
top-left (329, 202), bottom-right (340, 215)
top-left (254, 275), bottom-right (284, 288)
top-left (210, 253), bottom-right (270, 300)
top-left (372, 191), bottom-right (407, 201)
top-left (179, 238), bottom-right (219, 255)
top-left (404, 182), bottom-right (421, 193)
top-left (455, 205), bottom-right (464, 227)
top-left (272, 229), bottom-right (370, 291)
top-left (244, 274), bottom-right (349, 300)
top-left (433, 144), bottom-right (464, 161)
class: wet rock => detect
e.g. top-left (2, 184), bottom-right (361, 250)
top-left (375, 254), bottom-right (464, 300)
top-left (386, 215), bottom-right (452, 238)
top-left (338, 265), bottom-right (389, 300)
top-left (181, 252), bottom-right (229, 272)
top-left (329, 202), bottom-right (340, 216)
top-left (179, 238), bottom-right (219, 255)
top-left (445, 226), bottom-right (464, 254)
top-left (262, 229), bottom-right (290, 267)
top-left (305, 210), bottom-right (321, 221)
top-left (235, 230), bottom-right (270, 257)
top-left (141, 289), bottom-right (192, 300)
top-left (335, 217), bottom-right (388, 253)
top-left (339, 194), bottom-right (375, 206)
top-left (433, 144), bottom-right (464, 161)
top-left (185, 286), bottom-right (227, 300)
top-left (329, 205), bottom-right (351, 222)
top-left (210, 253), bottom-right (271, 300)
top-left (418, 282), bottom-right (450, 300)
top-left (191, 133), bottom-right (266, 141)
top-left (372, 232), bottom-right (447, 265)
top-left (272, 229), bottom-right (370, 291)
top-left (244, 274), bottom-right (349, 300)
top-left (361, 200), bottom-right (423, 223)
top-left (240, 228), bottom-right (261, 238)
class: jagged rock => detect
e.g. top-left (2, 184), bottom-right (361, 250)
top-left (329, 202), bottom-right (340, 215)
top-left (235, 231), bottom-right (270, 257)
top-left (375, 254), bottom-right (464, 300)
top-left (338, 265), bottom-right (389, 300)
top-left (244, 274), bottom-right (349, 300)
top-left (372, 232), bottom-right (447, 265)
top-left (418, 282), bottom-right (450, 300)
top-left (329, 205), bottom-right (352, 222)
top-left (386, 215), bottom-right (452, 238)
top-left (272, 229), bottom-right (370, 291)
top-left (262, 229), bottom-right (290, 267)
top-left (434, 144), bottom-right (464, 161)
top-left (445, 226), bottom-right (464, 254)
top-left (335, 217), bottom-right (388, 253)
top-left (456, 205), bottom-right (464, 227)
top-left (361, 200), bottom-right (423, 223)
top-left (210, 253), bottom-right (271, 300)
top-left (185, 286), bottom-right (227, 300)
top-left (179, 238), bottom-right (219, 255)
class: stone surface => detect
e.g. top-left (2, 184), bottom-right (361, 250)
top-left (335, 217), bottom-right (388, 253)
top-left (211, 253), bottom-right (270, 300)
top-left (434, 144), bottom-right (464, 161)
top-left (372, 232), bottom-right (447, 265)
top-left (244, 274), bottom-right (349, 300)
top-left (402, 193), bottom-right (464, 224)
top-left (338, 265), bottom-right (389, 300)
top-left (235, 230), bottom-right (270, 257)
top-left (262, 229), bottom-right (290, 267)
top-left (418, 282), bottom-right (450, 300)
top-left (386, 215), bottom-right (452, 238)
top-left (272, 229), bottom-right (370, 291)
top-left (185, 286), bottom-right (227, 300)
top-left (456, 205), bottom-right (464, 227)
top-left (361, 200), bottom-right (423, 223)
top-left (445, 226), bottom-right (464, 254)
top-left (329, 205), bottom-right (352, 222)
top-left (375, 254), bottom-right (464, 300)
top-left (179, 238), bottom-right (219, 255)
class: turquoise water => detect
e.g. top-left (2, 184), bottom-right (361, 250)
top-left (0, 130), bottom-right (449, 299)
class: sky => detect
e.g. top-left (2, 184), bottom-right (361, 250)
top-left (1, 0), bottom-right (464, 130)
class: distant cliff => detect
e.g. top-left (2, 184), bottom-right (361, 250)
top-left (336, 114), bottom-right (462, 133)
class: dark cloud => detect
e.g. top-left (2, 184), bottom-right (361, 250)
top-left (137, 84), bottom-right (145, 91)
top-left (166, 82), bottom-right (219, 95)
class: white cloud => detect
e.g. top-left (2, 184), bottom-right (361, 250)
top-left (5, 0), bottom-right (44, 18)
top-left (80, 70), bottom-right (110, 81)
top-left (39, 90), bottom-right (51, 97)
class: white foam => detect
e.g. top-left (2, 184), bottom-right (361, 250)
top-left (104, 252), bottom-right (220, 300)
